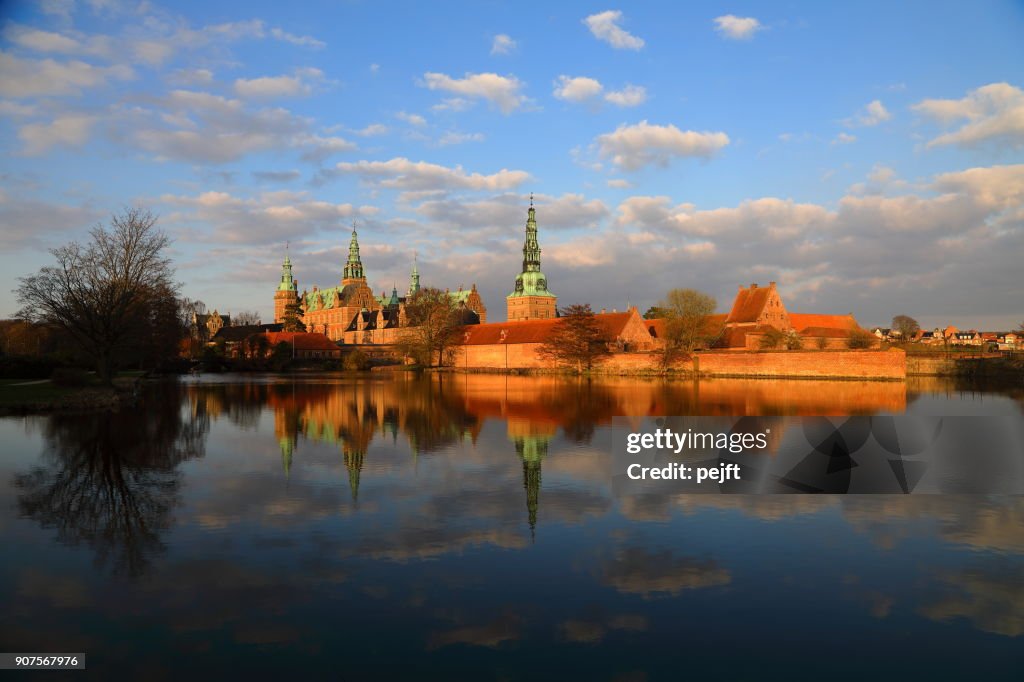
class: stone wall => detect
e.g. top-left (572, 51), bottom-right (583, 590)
top-left (448, 344), bottom-right (904, 379)
top-left (695, 349), bottom-right (905, 380)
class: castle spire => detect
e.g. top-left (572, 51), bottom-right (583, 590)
top-left (342, 222), bottom-right (365, 284)
top-left (407, 251), bottom-right (421, 297)
top-left (506, 199), bottom-right (557, 321)
top-left (278, 246), bottom-right (296, 291)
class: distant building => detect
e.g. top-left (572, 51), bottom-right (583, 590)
top-left (191, 310), bottom-right (230, 342)
top-left (706, 282), bottom-right (875, 350)
top-left (259, 331), bottom-right (342, 359)
top-left (272, 227), bottom-right (486, 344)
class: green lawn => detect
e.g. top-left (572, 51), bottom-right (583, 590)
top-left (0, 379), bottom-right (79, 407)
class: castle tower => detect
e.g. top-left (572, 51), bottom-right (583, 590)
top-left (274, 249), bottom-right (299, 324)
top-left (406, 253), bottom-right (421, 298)
top-left (506, 197), bottom-right (557, 321)
top-left (341, 224), bottom-right (365, 286)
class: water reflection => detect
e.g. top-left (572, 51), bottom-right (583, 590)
top-left (1, 374), bottom-right (1022, 679)
top-left (14, 383), bottom-right (205, 576)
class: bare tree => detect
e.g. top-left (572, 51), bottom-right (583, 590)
top-left (657, 289), bottom-right (717, 367)
top-left (233, 310), bottom-right (261, 326)
top-left (892, 314), bottom-right (920, 341)
top-left (15, 207), bottom-right (178, 384)
top-left (396, 287), bottom-right (461, 366)
top-left (536, 304), bottom-right (612, 373)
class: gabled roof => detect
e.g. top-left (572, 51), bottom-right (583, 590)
top-left (725, 286), bottom-right (772, 324)
top-left (457, 312), bottom-right (634, 346)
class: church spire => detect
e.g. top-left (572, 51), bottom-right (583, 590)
top-left (342, 222), bottom-right (365, 284)
top-left (407, 251), bottom-right (420, 297)
top-left (278, 245), bottom-right (296, 291)
top-left (522, 198), bottom-right (541, 273)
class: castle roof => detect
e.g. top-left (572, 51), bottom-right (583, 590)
top-left (457, 311), bottom-right (635, 346)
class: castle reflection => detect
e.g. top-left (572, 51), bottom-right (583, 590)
top-left (184, 374), bottom-right (908, 532)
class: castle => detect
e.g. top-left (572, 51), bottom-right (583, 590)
top-left (273, 225), bottom-right (487, 344)
top-left (273, 200), bottom-right (568, 344)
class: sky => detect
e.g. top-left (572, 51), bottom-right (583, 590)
top-left (1, 0), bottom-right (1022, 329)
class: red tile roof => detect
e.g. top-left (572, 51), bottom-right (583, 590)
top-left (261, 331), bottom-right (340, 351)
top-left (789, 314), bottom-right (857, 332)
top-left (725, 286), bottom-right (771, 324)
top-left (457, 312), bottom-right (635, 346)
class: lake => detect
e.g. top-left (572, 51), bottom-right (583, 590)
top-left (1, 374), bottom-right (1022, 680)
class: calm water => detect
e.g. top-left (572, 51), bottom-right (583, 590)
top-left (1, 374), bottom-right (1022, 681)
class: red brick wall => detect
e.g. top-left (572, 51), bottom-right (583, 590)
top-left (696, 349), bottom-right (905, 380)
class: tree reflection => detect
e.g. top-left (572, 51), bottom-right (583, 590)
top-left (15, 383), bottom-right (205, 577)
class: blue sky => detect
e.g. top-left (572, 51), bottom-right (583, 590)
top-left (1, 0), bottom-right (1022, 328)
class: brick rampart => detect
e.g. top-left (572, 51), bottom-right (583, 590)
top-left (696, 349), bottom-right (905, 380)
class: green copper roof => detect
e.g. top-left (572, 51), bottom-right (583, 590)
top-left (278, 252), bottom-right (296, 291)
top-left (342, 226), bottom-right (364, 281)
top-left (508, 202), bottom-right (556, 298)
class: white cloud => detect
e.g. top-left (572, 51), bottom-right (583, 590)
top-left (583, 10), bottom-right (645, 50)
top-left (606, 179), bottom-right (633, 189)
top-left (331, 158), bottom-right (530, 191)
top-left (168, 68), bottom-right (214, 86)
top-left (422, 71), bottom-right (526, 114)
top-left (159, 189), bottom-right (367, 243)
top-left (833, 132), bottom-right (857, 145)
top-left (0, 52), bottom-right (133, 98)
top-left (431, 97), bottom-right (473, 112)
top-left (18, 114), bottom-right (97, 155)
top-left (354, 123), bottom-right (389, 137)
top-left (491, 34), bottom-right (517, 55)
top-left (713, 15), bottom-right (763, 40)
top-left (596, 121), bottom-right (730, 170)
top-left (2, 22), bottom-right (111, 56)
top-left (117, 89), bottom-right (343, 164)
top-left (932, 165), bottom-right (1024, 210)
top-left (845, 99), bottom-right (892, 127)
top-left (554, 75), bottom-right (603, 102)
top-left (396, 111), bottom-right (427, 127)
top-left (438, 131), bottom-right (484, 146)
top-left (605, 84), bottom-right (647, 107)
top-left (269, 27), bottom-right (325, 49)
top-left (234, 68), bottom-right (324, 98)
top-left (913, 82), bottom-right (1024, 149)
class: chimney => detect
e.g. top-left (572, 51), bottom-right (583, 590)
top-left (600, 308), bottom-right (606, 314)
top-left (750, 283), bottom-right (758, 289)
top-left (769, 281), bottom-right (776, 288)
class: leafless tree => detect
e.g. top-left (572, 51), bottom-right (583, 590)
top-left (396, 287), bottom-right (462, 366)
top-left (233, 310), bottom-right (261, 326)
top-left (15, 207), bottom-right (178, 383)
top-left (536, 304), bottom-right (612, 373)
top-left (657, 288), bottom-right (717, 367)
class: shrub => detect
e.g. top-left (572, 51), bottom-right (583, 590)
top-left (343, 349), bottom-right (371, 371)
top-left (847, 329), bottom-right (876, 349)
top-left (816, 336), bottom-right (829, 350)
top-left (0, 355), bottom-right (63, 379)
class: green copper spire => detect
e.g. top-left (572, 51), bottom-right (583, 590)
top-left (508, 197), bottom-right (556, 299)
top-left (389, 284), bottom-right (400, 307)
top-left (343, 223), bottom-right (365, 282)
top-left (278, 246), bottom-right (296, 291)
top-left (407, 252), bottom-right (420, 297)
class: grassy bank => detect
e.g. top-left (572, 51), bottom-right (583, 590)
top-left (0, 375), bottom-right (138, 413)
